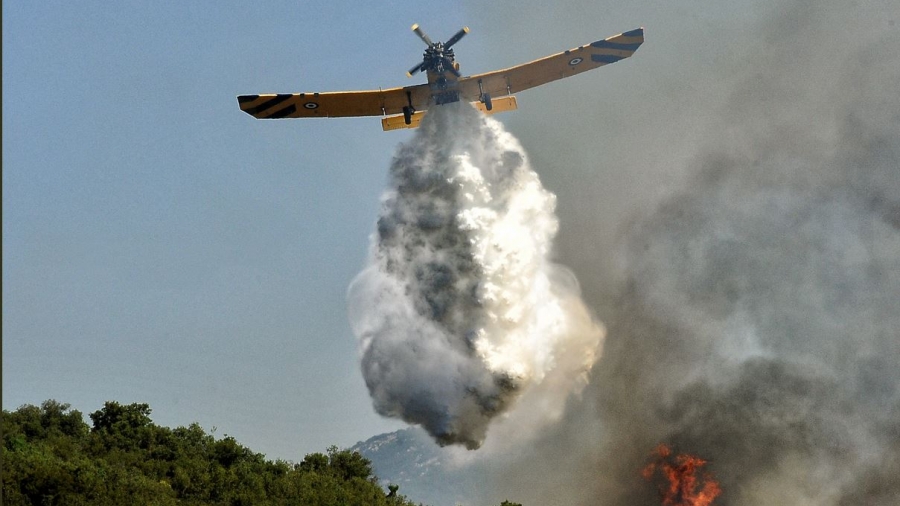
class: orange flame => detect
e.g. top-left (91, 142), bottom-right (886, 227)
top-left (642, 444), bottom-right (721, 506)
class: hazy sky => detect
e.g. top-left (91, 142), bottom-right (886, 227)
top-left (5, 0), bottom-right (896, 467)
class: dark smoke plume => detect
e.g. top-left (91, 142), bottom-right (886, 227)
top-left (457, 1), bottom-right (900, 505)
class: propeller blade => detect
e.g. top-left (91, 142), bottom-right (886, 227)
top-left (407, 61), bottom-right (426, 77)
top-left (444, 26), bottom-right (469, 49)
top-left (442, 58), bottom-right (461, 77)
top-left (411, 24), bottom-right (433, 46)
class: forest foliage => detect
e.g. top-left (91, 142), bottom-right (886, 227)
top-left (1, 400), bottom-right (423, 506)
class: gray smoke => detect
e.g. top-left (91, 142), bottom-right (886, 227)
top-left (452, 1), bottom-right (900, 505)
top-left (348, 103), bottom-right (604, 449)
top-left (584, 143), bottom-right (900, 505)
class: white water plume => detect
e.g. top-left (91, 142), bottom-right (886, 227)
top-left (348, 103), bottom-right (604, 449)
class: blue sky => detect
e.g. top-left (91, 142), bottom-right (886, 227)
top-left (2, 1), bottom-right (465, 458)
top-left (7, 0), bottom-right (895, 464)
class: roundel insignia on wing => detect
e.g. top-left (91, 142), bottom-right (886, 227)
top-left (568, 57), bottom-right (584, 66)
top-left (304, 102), bottom-right (319, 109)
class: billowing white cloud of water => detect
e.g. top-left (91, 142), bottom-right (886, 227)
top-left (348, 103), bottom-right (604, 449)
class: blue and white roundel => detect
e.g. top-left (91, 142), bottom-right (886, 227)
top-left (568, 57), bottom-right (583, 66)
top-left (304, 102), bottom-right (319, 109)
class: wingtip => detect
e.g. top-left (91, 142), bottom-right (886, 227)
top-left (463, 26), bottom-right (470, 33)
top-left (411, 23), bottom-right (419, 31)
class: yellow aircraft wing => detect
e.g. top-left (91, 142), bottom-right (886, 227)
top-left (238, 28), bottom-right (642, 125)
top-left (237, 84), bottom-right (432, 119)
top-left (456, 27), bottom-right (644, 102)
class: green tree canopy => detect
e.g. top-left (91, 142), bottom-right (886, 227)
top-left (2, 400), bottom-right (424, 506)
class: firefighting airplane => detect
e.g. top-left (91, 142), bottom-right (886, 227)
top-left (237, 25), bottom-right (643, 131)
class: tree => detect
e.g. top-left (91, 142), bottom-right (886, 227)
top-left (2, 400), bottom-right (424, 506)
top-left (326, 445), bottom-right (374, 481)
top-left (89, 401), bottom-right (151, 433)
top-left (300, 452), bottom-right (329, 473)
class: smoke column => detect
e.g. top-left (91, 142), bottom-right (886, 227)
top-left (348, 103), bottom-right (604, 449)
top-left (422, 2), bottom-right (900, 506)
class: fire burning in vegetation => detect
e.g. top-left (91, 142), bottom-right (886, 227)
top-left (642, 444), bottom-right (722, 506)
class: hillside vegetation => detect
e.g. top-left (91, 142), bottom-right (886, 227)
top-left (1, 400), bottom-right (422, 506)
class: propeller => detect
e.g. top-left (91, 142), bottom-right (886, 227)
top-left (411, 24), bottom-right (433, 46)
top-left (442, 58), bottom-right (461, 77)
top-left (444, 27), bottom-right (469, 49)
top-left (407, 61), bottom-right (427, 77)
top-left (406, 24), bottom-right (469, 77)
